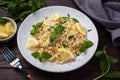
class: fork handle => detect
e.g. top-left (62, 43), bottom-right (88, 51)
top-left (21, 68), bottom-right (34, 80)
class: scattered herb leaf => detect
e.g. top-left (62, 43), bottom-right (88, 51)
top-left (63, 43), bottom-right (67, 48)
top-left (62, 14), bottom-right (79, 23)
top-left (68, 35), bottom-right (74, 40)
top-left (71, 18), bottom-right (79, 23)
top-left (88, 29), bottom-right (92, 32)
top-left (67, 13), bottom-right (70, 18)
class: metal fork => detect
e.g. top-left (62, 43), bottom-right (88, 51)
top-left (0, 44), bottom-right (34, 80)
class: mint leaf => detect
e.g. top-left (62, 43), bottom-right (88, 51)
top-left (95, 50), bottom-right (104, 58)
top-left (55, 25), bottom-right (64, 34)
top-left (71, 18), bottom-right (79, 23)
top-left (31, 52), bottom-right (40, 58)
top-left (35, 22), bottom-right (43, 29)
top-left (80, 40), bottom-right (93, 52)
top-left (30, 22), bottom-right (43, 35)
top-left (30, 26), bottom-right (36, 35)
top-left (50, 25), bottom-right (64, 42)
top-left (31, 51), bottom-right (52, 62)
top-left (41, 52), bottom-right (52, 59)
top-left (38, 57), bottom-right (43, 62)
top-left (50, 32), bottom-right (58, 42)
top-left (105, 71), bottom-right (120, 78)
top-left (108, 56), bottom-right (119, 64)
top-left (100, 56), bottom-right (109, 73)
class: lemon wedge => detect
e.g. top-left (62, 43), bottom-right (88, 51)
top-left (57, 48), bottom-right (75, 63)
top-left (0, 32), bottom-right (8, 39)
top-left (4, 22), bottom-right (14, 34)
top-left (26, 37), bottom-right (39, 49)
top-left (75, 23), bottom-right (86, 36)
top-left (0, 25), bottom-right (4, 32)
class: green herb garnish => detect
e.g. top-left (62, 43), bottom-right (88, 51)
top-left (30, 22), bottom-right (43, 35)
top-left (63, 43), bottom-right (67, 48)
top-left (41, 52), bottom-right (52, 59)
top-left (50, 25), bottom-right (64, 42)
top-left (71, 18), bottom-right (79, 23)
top-left (94, 46), bottom-right (120, 80)
top-left (67, 13), bottom-right (70, 18)
top-left (31, 52), bottom-right (40, 58)
top-left (68, 35), bottom-right (74, 40)
top-left (80, 40), bottom-right (93, 52)
top-left (0, 0), bottom-right (46, 21)
top-left (31, 51), bottom-right (52, 62)
top-left (61, 14), bottom-right (79, 23)
top-left (0, 18), bottom-right (9, 24)
top-left (47, 26), bottom-right (55, 31)
top-left (88, 29), bottom-right (92, 32)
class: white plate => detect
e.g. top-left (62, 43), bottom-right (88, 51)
top-left (17, 6), bottom-right (98, 73)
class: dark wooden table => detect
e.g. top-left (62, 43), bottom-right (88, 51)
top-left (0, 0), bottom-right (120, 80)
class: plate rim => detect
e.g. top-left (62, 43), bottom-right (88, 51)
top-left (17, 6), bottom-right (99, 73)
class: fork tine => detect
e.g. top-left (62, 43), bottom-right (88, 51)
top-left (0, 46), bottom-right (11, 62)
top-left (4, 45), bottom-right (16, 59)
top-left (0, 45), bottom-right (16, 62)
top-left (2, 52), bottom-right (11, 62)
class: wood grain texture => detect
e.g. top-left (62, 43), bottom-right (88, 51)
top-left (0, 0), bottom-right (120, 80)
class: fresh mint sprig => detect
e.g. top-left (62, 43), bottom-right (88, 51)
top-left (50, 24), bottom-right (65, 42)
top-left (30, 22), bottom-right (43, 35)
top-left (31, 51), bottom-right (52, 62)
top-left (80, 40), bottom-right (94, 52)
top-left (94, 46), bottom-right (120, 80)
top-left (0, 0), bottom-right (46, 21)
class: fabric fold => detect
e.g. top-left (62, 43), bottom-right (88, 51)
top-left (74, 0), bottom-right (120, 46)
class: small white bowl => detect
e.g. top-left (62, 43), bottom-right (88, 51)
top-left (0, 17), bottom-right (17, 42)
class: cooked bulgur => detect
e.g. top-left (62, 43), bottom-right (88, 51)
top-left (26, 13), bottom-right (87, 64)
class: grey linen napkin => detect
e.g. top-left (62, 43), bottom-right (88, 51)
top-left (74, 0), bottom-right (120, 46)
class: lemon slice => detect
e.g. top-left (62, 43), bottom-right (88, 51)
top-left (75, 23), bottom-right (86, 36)
top-left (57, 48), bottom-right (75, 63)
top-left (4, 22), bottom-right (14, 34)
top-left (26, 37), bottom-right (39, 49)
top-left (0, 32), bottom-right (8, 39)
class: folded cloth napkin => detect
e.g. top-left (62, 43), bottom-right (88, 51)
top-left (74, 0), bottom-right (120, 46)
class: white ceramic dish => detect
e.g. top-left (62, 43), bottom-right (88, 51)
top-left (17, 6), bottom-right (98, 73)
top-left (0, 17), bottom-right (17, 42)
